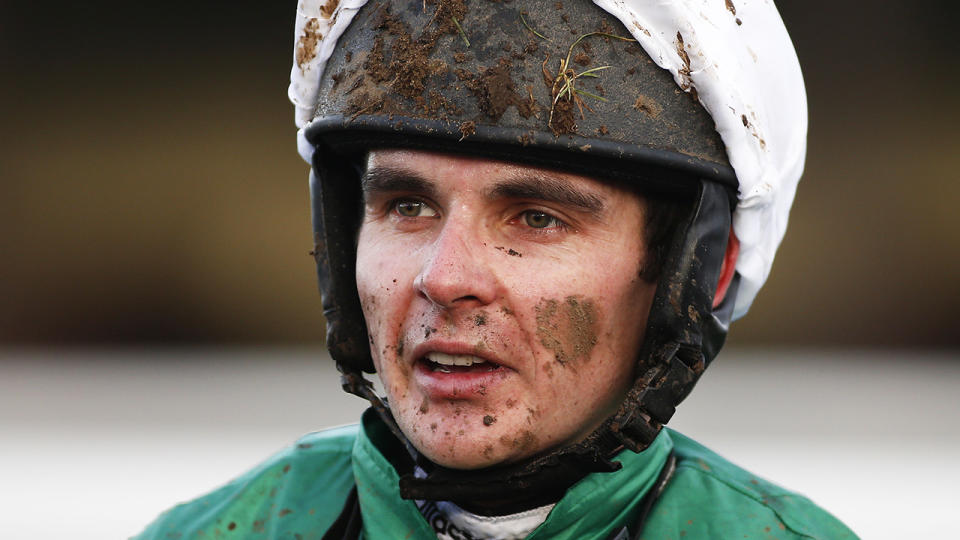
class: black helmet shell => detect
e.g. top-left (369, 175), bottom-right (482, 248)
top-left (306, 0), bottom-right (735, 195)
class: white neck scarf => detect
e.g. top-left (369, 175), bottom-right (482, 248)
top-left (416, 499), bottom-right (555, 540)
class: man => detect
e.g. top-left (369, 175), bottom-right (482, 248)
top-left (137, 0), bottom-right (856, 538)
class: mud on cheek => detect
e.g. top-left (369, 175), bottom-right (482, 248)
top-left (535, 295), bottom-right (600, 366)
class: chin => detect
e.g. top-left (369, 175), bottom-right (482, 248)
top-left (428, 449), bottom-right (497, 470)
top-left (411, 436), bottom-right (497, 470)
top-left (403, 415), bottom-right (535, 470)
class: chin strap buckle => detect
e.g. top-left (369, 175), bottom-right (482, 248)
top-left (609, 342), bottom-right (705, 453)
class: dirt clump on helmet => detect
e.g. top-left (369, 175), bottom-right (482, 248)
top-left (341, 1), bottom-right (544, 130)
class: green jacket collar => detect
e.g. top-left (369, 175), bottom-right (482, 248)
top-left (352, 409), bottom-right (674, 539)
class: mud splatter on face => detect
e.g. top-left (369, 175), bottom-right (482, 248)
top-left (393, 334), bottom-right (412, 378)
top-left (535, 295), bottom-right (599, 365)
top-left (500, 430), bottom-right (538, 451)
top-left (494, 246), bottom-right (523, 257)
top-left (482, 415), bottom-right (496, 426)
top-left (419, 398), bottom-right (430, 414)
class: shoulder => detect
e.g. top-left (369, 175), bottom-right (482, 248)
top-left (645, 429), bottom-right (858, 539)
top-left (132, 424), bottom-right (359, 540)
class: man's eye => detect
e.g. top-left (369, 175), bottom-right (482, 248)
top-left (394, 200), bottom-right (437, 218)
top-left (523, 211), bottom-right (561, 229)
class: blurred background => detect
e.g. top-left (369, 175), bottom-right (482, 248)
top-left (1, 1), bottom-right (958, 539)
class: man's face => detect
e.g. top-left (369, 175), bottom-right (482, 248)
top-left (356, 149), bottom-right (656, 469)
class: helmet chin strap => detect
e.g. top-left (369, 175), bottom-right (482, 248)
top-left (334, 180), bottom-right (736, 512)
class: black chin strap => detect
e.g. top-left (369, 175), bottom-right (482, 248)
top-left (400, 424), bottom-right (625, 511)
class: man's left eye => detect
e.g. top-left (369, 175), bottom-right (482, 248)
top-left (522, 210), bottom-right (561, 229)
top-left (394, 200), bottom-right (437, 218)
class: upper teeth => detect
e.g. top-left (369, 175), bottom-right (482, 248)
top-left (427, 353), bottom-right (487, 366)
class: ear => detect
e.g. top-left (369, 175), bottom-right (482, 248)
top-left (712, 227), bottom-right (740, 309)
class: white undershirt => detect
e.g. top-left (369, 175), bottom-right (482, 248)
top-left (416, 499), bottom-right (555, 540)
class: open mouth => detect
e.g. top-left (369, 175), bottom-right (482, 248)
top-left (422, 352), bottom-right (501, 373)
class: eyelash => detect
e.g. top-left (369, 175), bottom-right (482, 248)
top-left (517, 210), bottom-right (567, 232)
top-left (389, 198), bottom-right (438, 219)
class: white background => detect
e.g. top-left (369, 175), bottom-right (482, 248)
top-left (2, 348), bottom-right (957, 539)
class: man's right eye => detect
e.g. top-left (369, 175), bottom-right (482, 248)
top-left (393, 200), bottom-right (437, 218)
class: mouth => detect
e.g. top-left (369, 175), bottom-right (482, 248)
top-left (410, 342), bottom-right (513, 399)
top-left (421, 352), bottom-right (502, 374)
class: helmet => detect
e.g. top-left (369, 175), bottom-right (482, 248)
top-left (289, 0), bottom-right (805, 501)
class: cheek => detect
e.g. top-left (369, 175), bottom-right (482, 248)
top-left (356, 237), bottom-right (398, 351)
top-left (598, 273), bottom-right (653, 351)
top-left (355, 264), bottom-right (386, 348)
top-left (356, 233), bottom-right (422, 382)
top-left (356, 231), bottom-right (412, 317)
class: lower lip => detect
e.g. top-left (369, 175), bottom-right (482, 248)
top-left (413, 360), bottom-right (511, 399)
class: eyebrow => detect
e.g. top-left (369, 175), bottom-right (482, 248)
top-left (360, 165), bottom-right (607, 215)
top-left (487, 173), bottom-right (606, 215)
top-left (360, 167), bottom-right (439, 202)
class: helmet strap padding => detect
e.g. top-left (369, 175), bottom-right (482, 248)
top-left (310, 143), bottom-right (374, 373)
top-left (609, 180), bottom-right (734, 451)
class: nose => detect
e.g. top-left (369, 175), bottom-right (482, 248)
top-left (414, 219), bottom-right (498, 309)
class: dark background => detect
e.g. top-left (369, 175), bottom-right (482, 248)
top-left (2, 1), bottom-right (958, 348)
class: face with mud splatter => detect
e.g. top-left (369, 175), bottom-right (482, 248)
top-left (356, 149), bottom-right (656, 469)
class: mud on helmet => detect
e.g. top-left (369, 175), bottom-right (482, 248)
top-left (294, 0), bottom-right (779, 503)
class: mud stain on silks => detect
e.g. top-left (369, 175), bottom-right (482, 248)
top-left (535, 295), bottom-right (599, 366)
